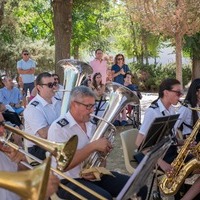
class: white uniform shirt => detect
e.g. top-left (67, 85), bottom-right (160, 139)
top-left (139, 99), bottom-right (177, 136)
top-left (54, 84), bottom-right (64, 100)
top-left (48, 111), bottom-right (96, 179)
top-left (0, 152), bottom-right (20, 200)
top-left (176, 105), bottom-right (192, 135)
top-left (24, 93), bottom-right (61, 147)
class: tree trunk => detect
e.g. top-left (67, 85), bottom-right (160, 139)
top-left (175, 33), bottom-right (183, 88)
top-left (51, 0), bottom-right (73, 81)
top-left (192, 55), bottom-right (200, 80)
top-left (0, 1), bottom-right (5, 27)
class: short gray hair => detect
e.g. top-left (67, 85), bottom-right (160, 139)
top-left (69, 86), bottom-right (96, 104)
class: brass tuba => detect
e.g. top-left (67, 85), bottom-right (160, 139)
top-left (159, 118), bottom-right (200, 195)
top-left (82, 82), bottom-right (140, 169)
top-left (57, 59), bottom-right (93, 115)
top-left (0, 156), bottom-right (51, 200)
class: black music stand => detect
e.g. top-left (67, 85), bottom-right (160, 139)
top-left (116, 137), bottom-right (172, 200)
top-left (138, 114), bottom-right (180, 152)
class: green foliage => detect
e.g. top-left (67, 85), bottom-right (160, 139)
top-left (12, 0), bottom-right (53, 42)
top-left (129, 63), bottom-right (191, 91)
top-left (72, 0), bottom-right (111, 57)
top-left (183, 33), bottom-right (200, 59)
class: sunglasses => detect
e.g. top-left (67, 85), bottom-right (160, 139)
top-left (23, 53), bottom-right (29, 56)
top-left (169, 90), bottom-right (183, 97)
top-left (0, 121), bottom-right (5, 127)
top-left (40, 82), bottom-right (57, 88)
top-left (117, 58), bottom-right (123, 60)
top-left (74, 101), bottom-right (95, 110)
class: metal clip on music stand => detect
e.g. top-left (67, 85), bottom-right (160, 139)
top-left (117, 114), bottom-right (180, 200)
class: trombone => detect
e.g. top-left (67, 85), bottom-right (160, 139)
top-left (0, 156), bottom-right (51, 200)
top-left (5, 124), bottom-right (78, 171)
top-left (2, 125), bottom-right (107, 200)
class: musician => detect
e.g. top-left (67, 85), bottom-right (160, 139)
top-left (52, 73), bottom-right (64, 100)
top-left (182, 78), bottom-right (200, 141)
top-left (24, 72), bottom-right (61, 160)
top-left (135, 78), bottom-right (186, 172)
top-left (0, 112), bottom-right (60, 200)
top-left (48, 86), bottom-right (147, 200)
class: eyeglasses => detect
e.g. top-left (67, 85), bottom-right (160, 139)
top-left (169, 90), bottom-right (183, 97)
top-left (117, 58), bottom-right (123, 61)
top-left (23, 53), bottom-right (29, 56)
top-left (0, 121), bottom-right (5, 127)
top-left (39, 82), bottom-right (57, 88)
top-left (74, 101), bottom-right (95, 110)
top-left (54, 78), bottom-right (59, 81)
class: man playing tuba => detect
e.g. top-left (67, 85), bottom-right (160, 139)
top-left (48, 85), bottom-right (147, 200)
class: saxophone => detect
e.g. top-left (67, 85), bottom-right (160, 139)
top-left (159, 118), bottom-right (200, 195)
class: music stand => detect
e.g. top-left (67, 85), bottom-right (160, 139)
top-left (116, 137), bottom-right (172, 200)
top-left (139, 114), bottom-right (179, 152)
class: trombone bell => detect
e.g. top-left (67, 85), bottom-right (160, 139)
top-left (4, 124), bottom-right (78, 171)
top-left (0, 156), bottom-right (51, 200)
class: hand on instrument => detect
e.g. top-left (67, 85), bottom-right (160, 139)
top-left (45, 173), bottom-right (60, 199)
top-left (157, 159), bottom-right (173, 174)
top-left (92, 137), bottom-right (112, 154)
top-left (82, 172), bottom-right (96, 180)
top-left (0, 144), bottom-right (26, 163)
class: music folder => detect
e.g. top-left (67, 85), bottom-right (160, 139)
top-left (138, 114), bottom-right (180, 152)
top-left (116, 137), bottom-right (172, 200)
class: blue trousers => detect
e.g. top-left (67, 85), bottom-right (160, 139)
top-left (57, 171), bottom-right (148, 200)
top-left (23, 82), bottom-right (35, 96)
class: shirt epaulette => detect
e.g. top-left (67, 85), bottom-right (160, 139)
top-left (54, 96), bottom-right (61, 101)
top-left (31, 101), bottom-right (39, 107)
top-left (149, 102), bottom-right (159, 109)
top-left (57, 118), bottom-right (69, 127)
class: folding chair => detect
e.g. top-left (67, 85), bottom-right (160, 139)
top-left (120, 128), bottom-right (138, 174)
top-left (126, 104), bottom-right (141, 129)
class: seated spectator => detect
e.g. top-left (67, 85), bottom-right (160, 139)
top-left (0, 76), bottom-right (24, 115)
top-left (0, 102), bottom-right (23, 130)
top-left (16, 75), bottom-right (27, 107)
top-left (52, 73), bottom-right (64, 100)
top-left (90, 73), bottom-right (107, 118)
top-left (29, 85), bottom-right (37, 101)
top-left (106, 69), bottom-right (113, 83)
top-left (0, 76), bottom-right (4, 88)
top-left (120, 72), bottom-right (142, 126)
top-left (124, 72), bottom-right (142, 100)
top-left (90, 72), bottom-right (106, 100)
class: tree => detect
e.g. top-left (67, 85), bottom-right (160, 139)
top-left (51, 0), bottom-right (73, 79)
top-left (125, 0), bottom-right (200, 87)
top-left (184, 33), bottom-right (200, 80)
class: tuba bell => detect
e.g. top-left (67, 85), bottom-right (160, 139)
top-left (82, 82), bottom-right (140, 169)
top-left (0, 156), bottom-right (51, 200)
top-left (57, 59), bottom-right (93, 115)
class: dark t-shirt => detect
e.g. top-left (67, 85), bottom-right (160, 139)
top-left (111, 64), bottom-right (130, 85)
